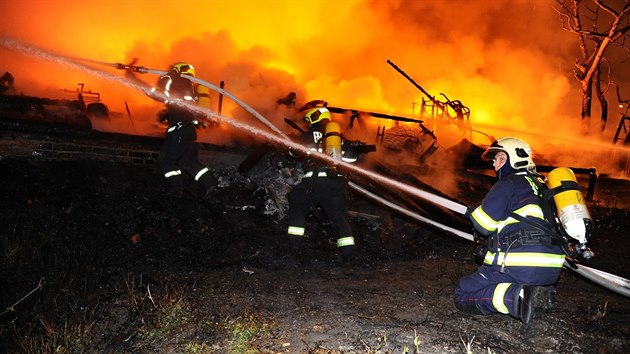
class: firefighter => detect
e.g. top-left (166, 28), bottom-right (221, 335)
top-left (286, 106), bottom-right (359, 264)
top-left (152, 62), bottom-right (217, 198)
top-left (454, 137), bottom-right (565, 333)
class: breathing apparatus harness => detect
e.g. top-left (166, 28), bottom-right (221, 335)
top-left (493, 170), bottom-right (593, 273)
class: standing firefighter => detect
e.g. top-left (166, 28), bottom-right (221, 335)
top-left (454, 137), bottom-right (566, 333)
top-left (286, 106), bottom-right (360, 264)
top-left (152, 62), bottom-right (217, 198)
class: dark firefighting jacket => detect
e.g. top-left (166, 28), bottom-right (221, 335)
top-left (156, 71), bottom-right (199, 129)
top-left (470, 171), bottom-right (565, 271)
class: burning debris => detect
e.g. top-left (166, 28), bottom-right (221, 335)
top-left (1, 39), bottom-right (628, 296)
top-left (386, 60), bottom-right (472, 137)
top-left (1, 67), bottom-right (630, 354)
top-left (0, 91), bottom-right (92, 128)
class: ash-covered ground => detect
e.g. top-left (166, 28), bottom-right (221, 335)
top-left (0, 154), bottom-right (629, 353)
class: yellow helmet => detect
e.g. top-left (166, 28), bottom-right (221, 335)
top-left (304, 107), bottom-right (331, 125)
top-left (171, 62), bottom-right (196, 77)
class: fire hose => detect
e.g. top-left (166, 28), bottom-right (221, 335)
top-left (349, 182), bottom-right (630, 297)
top-left (149, 65), bottom-right (630, 298)
top-left (83, 60), bottom-right (288, 139)
top-left (60, 55), bottom-right (630, 299)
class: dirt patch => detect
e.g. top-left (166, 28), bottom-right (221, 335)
top-left (0, 158), bottom-right (628, 353)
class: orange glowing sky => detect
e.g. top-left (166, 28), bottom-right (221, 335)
top-left (1, 0), bottom-right (629, 173)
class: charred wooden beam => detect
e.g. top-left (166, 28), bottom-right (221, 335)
top-left (326, 106), bottom-right (424, 124)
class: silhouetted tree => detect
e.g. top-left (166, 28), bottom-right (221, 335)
top-left (554, 0), bottom-right (630, 134)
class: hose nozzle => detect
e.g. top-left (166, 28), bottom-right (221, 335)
top-left (115, 63), bottom-right (148, 73)
top-left (582, 247), bottom-right (594, 260)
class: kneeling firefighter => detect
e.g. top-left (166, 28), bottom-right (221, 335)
top-left (152, 62), bottom-right (218, 198)
top-left (286, 106), bottom-right (364, 263)
top-left (454, 137), bottom-right (592, 333)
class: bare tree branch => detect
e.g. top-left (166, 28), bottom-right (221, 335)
top-left (555, 0), bottom-right (630, 132)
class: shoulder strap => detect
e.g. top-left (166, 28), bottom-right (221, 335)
top-left (526, 172), bottom-right (561, 227)
top-left (510, 212), bottom-right (552, 234)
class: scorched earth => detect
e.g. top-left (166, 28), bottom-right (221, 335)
top-left (0, 151), bottom-right (629, 353)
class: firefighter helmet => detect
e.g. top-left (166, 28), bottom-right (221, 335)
top-left (171, 62), bottom-right (196, 77)
top-left (481, 137), bottom-right (535, 170)
top-left (304, 107), bottom-right (331, 125)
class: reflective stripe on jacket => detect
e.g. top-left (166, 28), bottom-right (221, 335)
top-left (483, 251), bottom-right (565, 268)
top-left (470, 172), bottom-right (544, 237)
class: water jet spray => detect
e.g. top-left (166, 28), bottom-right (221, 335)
top-left (474, 121), bottom-right (630, 154)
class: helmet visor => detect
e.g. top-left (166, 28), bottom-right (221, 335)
top-left (305, 107), bottom-right (330, 124)
top-left (481, 140), bottom-right (503, 161)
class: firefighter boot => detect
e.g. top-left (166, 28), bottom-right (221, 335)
top-left (163, 174), bottom-right (184, 198)
top-left (544, 286), bottom-right (559, 313)
top-left (454, 301), bottom-right (487, 315)
top-left (338, 245), bottom-right (355, 266)
top-left (519, 286), bottom-right (546, 334)
top-left (198, 170), bottom-right (219, 200)
top-left (287, 234), bottom-right (305, 250)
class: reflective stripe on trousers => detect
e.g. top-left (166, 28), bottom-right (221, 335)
top-left (303, 171), bottom-right (343, 178)
top-left (337, 236), bottom-right (355, 247)
top-left (195, 167), bottom-right (209, 181)
top-left (164, 170), bottom-right (182, 178)
top-left (493, 283), bottom-right (512, 314)
top-left (288, 226), bottom-right (305, 236)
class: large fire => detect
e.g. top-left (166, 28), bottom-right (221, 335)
top-left (1, 0), bottom-right (629, 175)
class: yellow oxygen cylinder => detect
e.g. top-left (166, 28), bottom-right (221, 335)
top-left (196, 85), bottom-right (212, 109)
top-left (325, 122), bottom-right (342, 160)
top-left (546, 167), bottom-right (592, 244)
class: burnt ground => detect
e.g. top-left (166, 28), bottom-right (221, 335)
top-left (0, 156), bottom-right (629, 354)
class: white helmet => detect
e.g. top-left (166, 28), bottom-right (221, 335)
top-left (481, 137), bottom-right (535, 170)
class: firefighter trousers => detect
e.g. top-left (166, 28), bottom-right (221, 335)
top-left (454, 260), bottom-right (562, 318)
top-left (158, 124), bottom-right (216, 194)
top-left (286, 174), bottom-right (354, 258)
